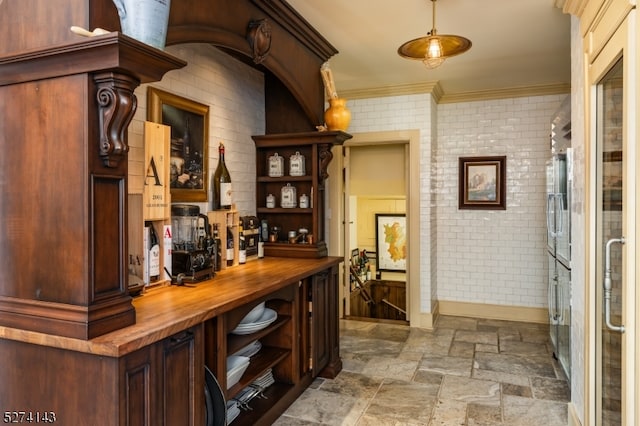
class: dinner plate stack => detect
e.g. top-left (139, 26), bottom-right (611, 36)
top-left (251, 368), bottom-right (275, 391)
top-left (226, 400), bottom-right (241, 424)
top-left (231, 308), bottom-right (278, 335)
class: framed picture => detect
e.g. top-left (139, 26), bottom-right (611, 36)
top-left (458, 156), bottom-right (507, 210)
top-left (148, 87), bottom-right (209, 203)
top-left (375, 213), bottom-right (407, 272)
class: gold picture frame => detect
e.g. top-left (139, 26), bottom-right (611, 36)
top-left (148, 87), bottom-right (209, 203)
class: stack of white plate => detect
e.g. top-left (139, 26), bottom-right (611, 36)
top-left (226, 355), bottom-right (250, 389)
top-left (231, 340), bottom-right (262, 358)
top-left (251, 368), bottom-right (275, 390)
top-left (226, 400), bottom-right (241, 424)
top-left (231, 308), bottom-right (277, 335)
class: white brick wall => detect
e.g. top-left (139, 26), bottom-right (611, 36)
top-left (348, 91), bottom-right (566, 312)
top-left (128, 43), bottom-right (264, 216)
top-left (437, 95), bottom-right (565, 307)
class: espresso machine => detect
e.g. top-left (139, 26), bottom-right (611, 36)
top-left (171, 204), bottom-right (215, 284)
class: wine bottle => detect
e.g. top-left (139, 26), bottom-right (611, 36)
top-left (146, 221), bottom-right (160, 282)
top-left (213, 223), bottom-right (222, 272)
top-left (226, 226), bottom-right (235, 267)
top-left (211, 142), bottom-right (232, 210)
top-left (257, 229), bottom-right (264, 259)
top-left (238, 225), bottom-right (247, 265)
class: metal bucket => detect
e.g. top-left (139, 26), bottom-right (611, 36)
top-left (113, 0), bottom-right (171, 49)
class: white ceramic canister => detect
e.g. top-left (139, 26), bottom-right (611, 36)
top-left (266, 194), bottom-right (276, 208)
top-left (280, 183), bottom-right (297, 208)
top-left (267, 152), bottom-right (284, 177)
top-left (289, 151), bottom-right (305, 176)
top-left (299, 193), bottom-right (309, 208)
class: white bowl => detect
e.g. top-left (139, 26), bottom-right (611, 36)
top-left (239, 302), bottom-right (266, 324)
top-left (226, 355), bottom-right (250, 389)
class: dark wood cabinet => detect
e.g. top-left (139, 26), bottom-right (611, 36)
top-left (252, 131), bottom-right (351, 258)
top-left (119, 325), bottom-right (205, 426)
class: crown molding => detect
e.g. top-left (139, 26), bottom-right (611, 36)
top-left (439, 83), bottom-right (571, 103)
top-left (340, 81), bottom-right (443, 103)
top-left (339, 82), bottom-right (570, 104)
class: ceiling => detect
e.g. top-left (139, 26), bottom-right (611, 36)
top-left (286, 0), bottom-right (572, 98)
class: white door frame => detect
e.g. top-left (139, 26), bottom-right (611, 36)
top-left (327, 129), bottom-right (422, 326)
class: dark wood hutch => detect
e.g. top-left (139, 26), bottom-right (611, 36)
top-left (0, 1), bottom-right (345, 424)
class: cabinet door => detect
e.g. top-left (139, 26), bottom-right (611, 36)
top-left (159, 325), bottom-right (204, 426)
top-left (120, 345), bottom-right (156, 426)
top-left (310, 265), bottom-right (341, 378)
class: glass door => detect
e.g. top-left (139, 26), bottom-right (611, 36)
top-left (590, 11), bottom-right (637, 425)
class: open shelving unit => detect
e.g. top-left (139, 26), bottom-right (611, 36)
top-left (252, 131), bottom-right (351, 258)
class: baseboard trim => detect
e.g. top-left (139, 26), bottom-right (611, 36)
top-left (568, 402), bottom-right (582, 426)
top-left (437, 301), bottom-right (549, 324)
top-left (411, 301), bottom-right (439, 330)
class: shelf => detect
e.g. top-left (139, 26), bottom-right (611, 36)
top-left (231, 382), bottom-right (295, 426)
top-left (227, 314), bottom-right (290, 354)
top-left (257, 207), bottom-right (313, 214)
top-left (226, 346), bottom-right (290, 397)
top-left (258, 175), bottom-right (312, 183)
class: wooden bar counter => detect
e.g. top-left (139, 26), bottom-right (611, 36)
top-left (0, 256), bottom-right (342, 426)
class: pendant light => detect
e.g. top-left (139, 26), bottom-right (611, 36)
top-left (398, 0), bottom-right (471, 69)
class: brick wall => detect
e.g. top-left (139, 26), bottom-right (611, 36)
top-left (128, 43), bottom-right (264, 216)
top-left (348, 92), bottom-right (566, 310)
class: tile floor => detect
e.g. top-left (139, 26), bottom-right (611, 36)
top-left (274, 315), bottom-right (570, 425)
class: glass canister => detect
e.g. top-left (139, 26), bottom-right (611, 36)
top-left (289, 151), bottom-right (305, 176)
top-left (280, 183), bottom-right (297, 208)
top-left (267, 152), bottom-right (284, 177)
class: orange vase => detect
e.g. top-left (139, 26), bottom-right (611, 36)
top-left (324, 98), bottom-right (351, 131)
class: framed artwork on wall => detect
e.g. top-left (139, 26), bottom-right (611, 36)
top-left (148, 87), bottom-right (209, 203)
top-left (375, 213), bottom-right (407, 272)
top-left (458, 156), bottom-right (507, 210)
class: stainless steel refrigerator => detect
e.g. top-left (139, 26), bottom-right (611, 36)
top-left (546, 95), bottom-right (571, 380)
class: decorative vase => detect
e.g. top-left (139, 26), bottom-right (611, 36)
top-left (324, 98), bottom-right (351, 132)
top-left (112, 0), bottom-right (171, 50)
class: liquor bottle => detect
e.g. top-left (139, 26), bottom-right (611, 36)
top-left (226, 225), bottom-right (235, 267)
top-left (211, 142), bottom-right (232, 210)
top-left (146, 221), bottom-right (160, 282)
top-left (238, 225), bottom-right (247, 264)
top-left (213, 223), bottom-right (222, 272)
top-left (257, 230), bottom-right (264, 259)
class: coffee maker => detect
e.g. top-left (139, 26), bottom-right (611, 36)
top-left (171, 204), bottom-right (215, 284)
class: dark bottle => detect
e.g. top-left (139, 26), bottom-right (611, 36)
top-left (238, 225), bottom-right (247, 265)
top-left (213, 223), bottom-right (222, 272)
top-left (211, 142), bottom-right (232, 210)
top-left (257, 229), bottom-right (264, 259)
top-left (146, 221), bottom-right (160, 282)
top-left (226, 226), bottom-right (235, 267)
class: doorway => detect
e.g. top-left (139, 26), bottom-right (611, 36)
top-left (327, 130), bottom-right (422, 327)
top-left (588, 8), bottom-right (637, 425)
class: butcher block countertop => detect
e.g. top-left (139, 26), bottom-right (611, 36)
top-left (0, 256), bottom-right (342, 357)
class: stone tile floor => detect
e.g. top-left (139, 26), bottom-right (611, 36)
top-left (274, 315), bottom-right (569, 425)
